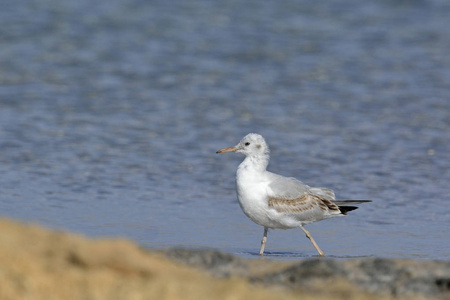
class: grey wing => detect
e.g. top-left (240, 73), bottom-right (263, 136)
top-left (310, 187), bottom-right (335, 200)
top-left (266, 173), bottom-right (311, 199)
top-left (266, 173), bottom-right (341, 219)
top-left (267, 173), bottom-right (336, 200)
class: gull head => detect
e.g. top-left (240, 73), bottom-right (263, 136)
top-left (216, 133), bottom-right (270, 157)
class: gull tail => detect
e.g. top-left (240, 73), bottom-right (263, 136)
top-left (334, 200), bottom-right (372, 215)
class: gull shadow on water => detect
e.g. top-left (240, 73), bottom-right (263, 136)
top-left (237, 251), bottom-right (376, 259)
top-left (237, 251), bottom-right (313, 258)
top-left (367, 220), bottom-right (395, 226)
top-left (325, 254), bottom-right (376, 259)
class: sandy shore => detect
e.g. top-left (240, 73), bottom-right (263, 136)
top-left (0, 219), bottom-right (448, 300)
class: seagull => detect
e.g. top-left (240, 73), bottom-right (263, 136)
top-left (216, 133), bottom-right (370, 257)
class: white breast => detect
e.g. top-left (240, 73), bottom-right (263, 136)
top-left (236, 164), bottom-right (268, 220)
top-left (236, 166), bottom-right (290, 228)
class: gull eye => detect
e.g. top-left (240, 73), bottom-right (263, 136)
top-left (244, 142), bottom-right (250, 146)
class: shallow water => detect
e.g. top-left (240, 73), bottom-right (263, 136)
top-left (1, 0), bottom-right (449, 260)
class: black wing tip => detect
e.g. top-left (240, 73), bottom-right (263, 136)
top-left (338, 206), bottom-right (359, 215)
top-left (339, 200), bottom-right (372, 203)
top-left (336, 200), bottom-right (372, 215)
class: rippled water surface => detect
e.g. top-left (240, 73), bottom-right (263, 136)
top-left (1, 0), bottom-right (449, 260)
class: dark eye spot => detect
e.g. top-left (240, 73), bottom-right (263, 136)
top-left (245, 142), bottom-right (250, 146)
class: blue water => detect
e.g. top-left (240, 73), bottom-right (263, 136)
top-left (1, 0), bottom-right (449, 260)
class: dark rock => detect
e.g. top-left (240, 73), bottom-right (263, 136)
top-left (165, 248), bottom-right (248, 277)
top-left (251, 259), bottom-right (345, 285)
top-left (254, 257), bottom-right (450, 298)
top-left (164, 248), bottom-right (450, 298)
top-left (353, 259), bottom-right (450, 298)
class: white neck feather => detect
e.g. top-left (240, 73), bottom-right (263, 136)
top-left (238, 153), bottom-right (270, 174)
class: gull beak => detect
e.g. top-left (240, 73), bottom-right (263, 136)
top-left (216, 146), bottom-right (239, 154)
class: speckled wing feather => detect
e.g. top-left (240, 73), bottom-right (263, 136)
top-left (266, 173), bottom-right (341, 216)
top-left (267, 194), bottom-right (341, 215)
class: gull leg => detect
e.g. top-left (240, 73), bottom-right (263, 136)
top-left (259, 227), bottom-right (268, 256)
top-left (300, 225), bottom-right (325, 257)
